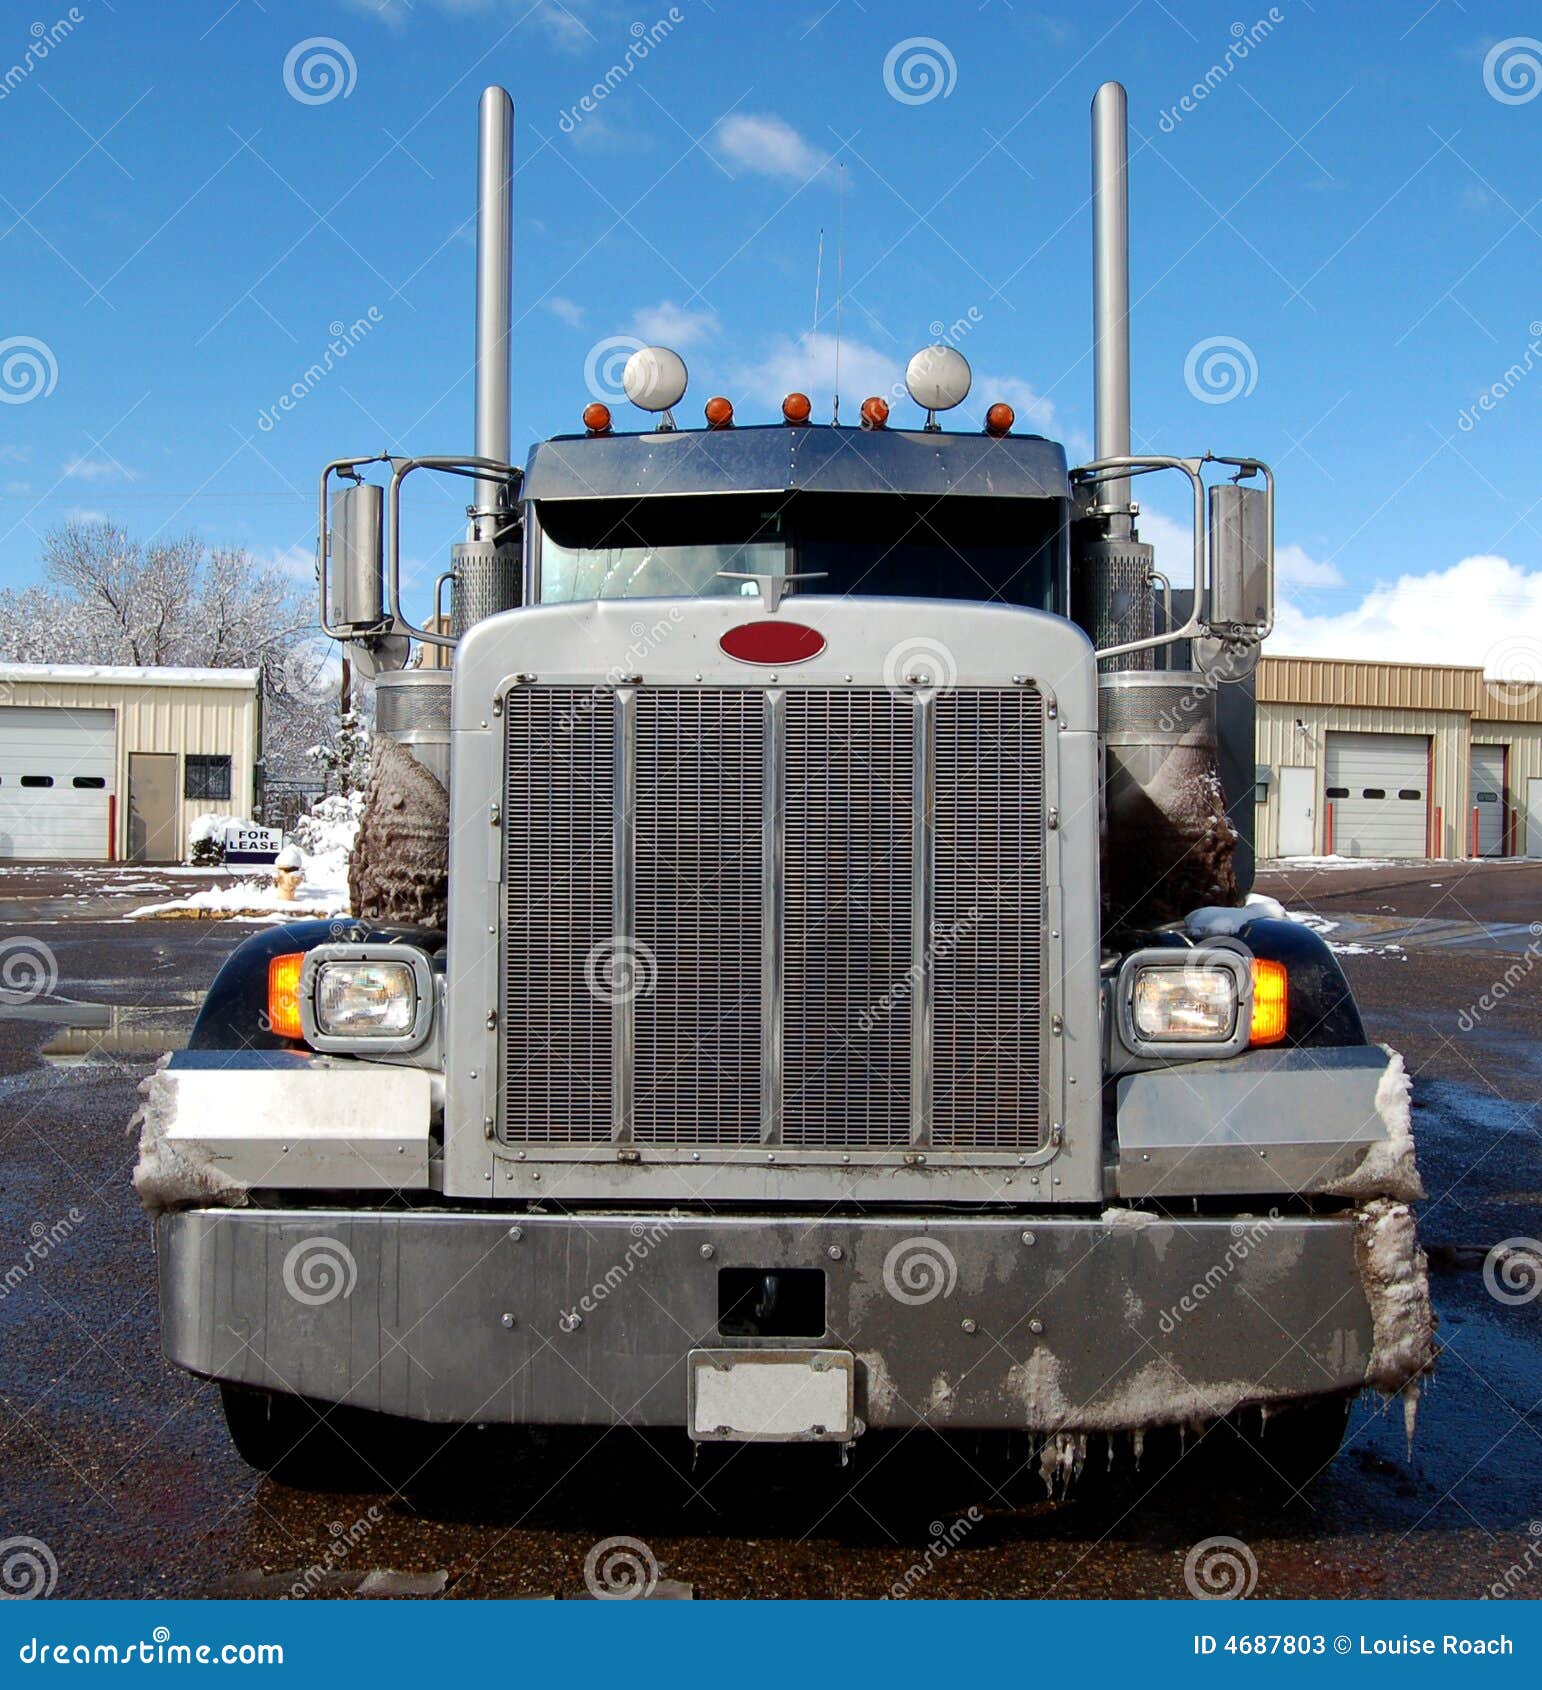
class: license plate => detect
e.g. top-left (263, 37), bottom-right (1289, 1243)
top-left (688, 1349), bottom-right (855, 1443)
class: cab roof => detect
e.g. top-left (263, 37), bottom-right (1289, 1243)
top-left (523, 423), bottom-right (1070, 504)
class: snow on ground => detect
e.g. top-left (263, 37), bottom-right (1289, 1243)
top-left (1185, 891), bottom-right (1408, 958)
top-left (1269, 855), bottom-right (1400, 871)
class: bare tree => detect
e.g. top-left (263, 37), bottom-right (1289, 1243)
top-left (0, 519), bottom-right (337, 780)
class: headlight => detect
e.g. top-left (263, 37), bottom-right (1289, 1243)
top-left (1115, 947), bottom-right (1251, 1059)
top-left (299, 945), bottom-right (434, 1053)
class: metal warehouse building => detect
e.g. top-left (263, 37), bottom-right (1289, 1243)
top-left (1254, 656), bottom-right (1542, 861)
top-left (0, 665), bottom-right (261, 863)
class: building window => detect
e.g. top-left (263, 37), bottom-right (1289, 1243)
top-left (73, 776), bottom-right (107, 790)
top-left (20, 775), bottom-right (53, 788)
top-left (185, 755), bottom-right (232, 801)
top-left (1326, 786), bottom-right (1349, 799)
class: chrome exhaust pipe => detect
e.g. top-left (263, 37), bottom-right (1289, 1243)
top-left (1091, 80), bottom-right (1132, 540)
top-left (473, 84), bottom-right (513, 540)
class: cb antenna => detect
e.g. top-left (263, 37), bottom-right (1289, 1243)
top-left (811, 226), bottom-right (824, 396)
top-left (833, 163), bottom-right (845, 424)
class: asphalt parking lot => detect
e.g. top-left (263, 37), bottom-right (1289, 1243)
top-left (0, 860), bottom-right (1537, 1600)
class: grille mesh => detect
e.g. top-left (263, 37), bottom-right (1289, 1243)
top-left (782, 691), bottom-right (914, 1145)
top-left (502, 689), bottom-right (615, 1141)
top-left (931, 690), bottom-right (1044, 1150)
top-left (633, 691), bottom-right (764, 1144)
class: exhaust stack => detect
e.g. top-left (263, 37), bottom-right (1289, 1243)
top-left (1091, 81), bottom-right (1132, 540)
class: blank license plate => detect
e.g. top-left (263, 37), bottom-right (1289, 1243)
top-left (688, 1349), bottom-right (855, 1443)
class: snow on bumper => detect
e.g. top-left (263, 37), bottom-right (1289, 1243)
top-left (157, 1206), bottom-right (1433, 1434)
top-left (132, 1051), bottom-right (433, 1214)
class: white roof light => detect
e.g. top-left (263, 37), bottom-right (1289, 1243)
top-left (905, 345), bottom-right (972, 415)
top-left (622, 345), bottom-right (689, 414)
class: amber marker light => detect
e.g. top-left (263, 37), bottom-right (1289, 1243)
top-left (582, 401), bottom-right (612, 434)
top-left (704, 395), bottom-right (734, 429)
top-left (1249, 959), bottom-right (1288, 1046)
top-left (267, 952), bottom-right (306, 1042)
top-left (782, 391), bottom-right (812, 425)
top-left (860, 395), bottom-right (889, 429)
top-left (985, 402), bottom-right (1015, 436)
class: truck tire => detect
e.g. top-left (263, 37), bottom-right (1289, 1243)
top-left (219, 1384), bottom-right (385, 1490)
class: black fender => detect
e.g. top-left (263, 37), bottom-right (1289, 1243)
top-left (1223, 916), bottom-right (1366, 1049)
top-left (189, 920), bottom-right (445, 1051)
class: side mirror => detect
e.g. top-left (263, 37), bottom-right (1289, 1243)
top-left (1207, 482), bottom-right (1271, 634)
top-left (327, 482), bottom-right (385, 632)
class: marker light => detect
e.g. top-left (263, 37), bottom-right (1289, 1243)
top-left (622, 345), bottom-right (689, 413)
top-left (904, 345), bottom-right (972, 414)
top-left (267, 952), bottom-right (305, 1042)
top-left (782, 392), bottom-right (812, 425)
top-left (985, 402), bottom-right (1015, 436)
top-left (582, 401), bottom-right (612, 434)
top-left (860, 395), bottom-right (890, 429)
top-left (704, 395), bottom-right (734, 429)
top-left (1249, 959), bottom-right (1289, 1046)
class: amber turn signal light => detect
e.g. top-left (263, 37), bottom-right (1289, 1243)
top-left (782, 391), bottom-right (811, 425)
top-left (1249, 958), bottom-right (1288, 1046)
top-left (860, 395), bottom-right (889, 429)
top-left (582, 401), bottom-right (612, 434)
top-left (985, 402), bottom-right (1015, 436)
top-left (704, 395), bottom-right (734, 429)
top-left (267, 952), bottom-right (306, 1042)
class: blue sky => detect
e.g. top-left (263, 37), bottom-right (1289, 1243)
top-left (4, 0), bottom-right (1541, 669)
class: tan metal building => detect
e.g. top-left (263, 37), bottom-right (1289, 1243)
top-left (0, 665), bottom-right (261, 863)
top-left (1255, 656), bottom-right (1542, 861)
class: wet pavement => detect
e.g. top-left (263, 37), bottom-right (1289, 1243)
top-left (0, 863), bottom-right (1538, 1600)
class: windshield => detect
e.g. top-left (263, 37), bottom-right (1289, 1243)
top-left (537, 492), bottom-right (1062, 610)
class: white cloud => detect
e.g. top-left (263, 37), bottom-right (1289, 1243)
top-left (343, 0), bottom-right (595, 48)
top-left (261, 544), bottom-right (318, 580)
top-left (1138, 515), bottom-right (1345, 594)
top-left (714, 113), bottom-right (830, 183)
top-left (62, 456), bottom-right (138, 482)
top-left (1268, 554), bottom-right (1542, 675)
top-left (62, 507), bottom-right (109, 524)
top-left (630, 299), bottom-right (719, 348)
top-left (732, 331), bottom-right (901, 417)
top-left (546, 296), bottom-right (586, 328)
top-left (0, 445), bottom-right (29, 464)
top-left (961, 374), bottom-right (1056, 436)
top-left (1274, 542), bottom-right (1344, 590)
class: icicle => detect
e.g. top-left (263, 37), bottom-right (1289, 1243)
top-left (1132, 1428), bottom-right (1144, 1470)
top-left (1401, 1380), bottom-right (1420, 1456)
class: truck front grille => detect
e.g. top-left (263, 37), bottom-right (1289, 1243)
top-left (500, 685), bottom-right (1046, 1155)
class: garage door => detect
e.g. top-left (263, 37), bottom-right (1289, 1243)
top-left (1324, 731), bottom-right (1428, 858)
top-left (0, 706), bottom-right (116, 861)
top-left (1469, 744), bottom-right (1507, 857)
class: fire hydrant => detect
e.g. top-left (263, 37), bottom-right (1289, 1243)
top-left (274, 843), bottom-right (304, 902)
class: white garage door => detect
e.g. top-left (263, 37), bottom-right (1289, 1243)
top-left (1324, 731), bottom-right (1428, 858)
top-left (1469, 744), bottom-right (1506, 857)
top-left (0, 706), bottom-right (116, 861)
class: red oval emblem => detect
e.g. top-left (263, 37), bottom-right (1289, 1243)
top-left (718, 621), bottom-right (826, 666)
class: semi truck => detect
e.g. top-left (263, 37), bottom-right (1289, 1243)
top-left (136, 82), bottom-right (1434, 1490)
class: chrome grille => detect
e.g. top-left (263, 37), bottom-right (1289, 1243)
top-left (501, 683), bottom-right (1046, 1155)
